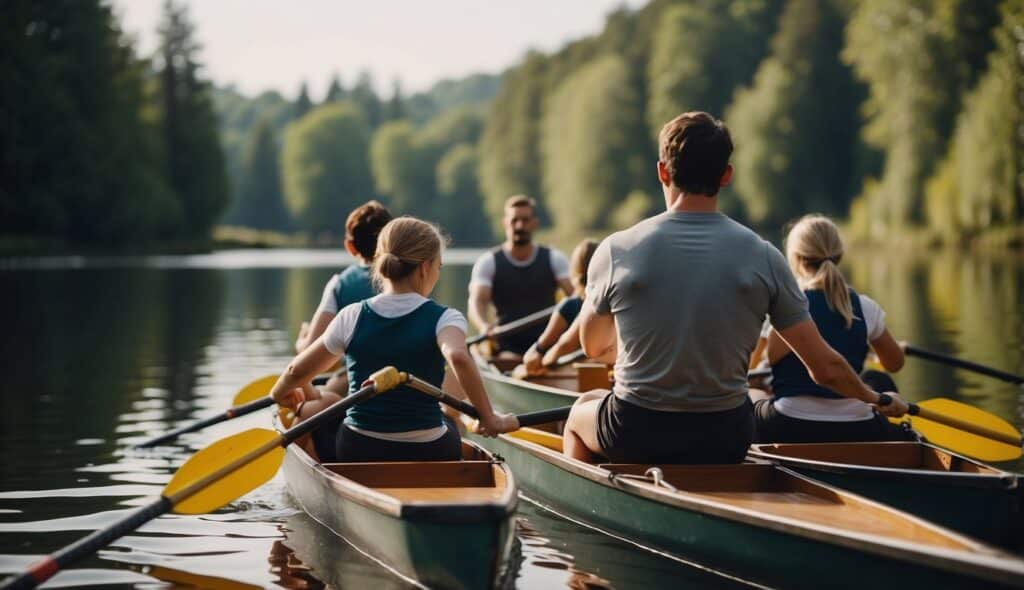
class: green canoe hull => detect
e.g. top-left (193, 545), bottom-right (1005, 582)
top-left (470, 433), bottom-right (1024, 590)
top-left (479, 366), bottom-right (578, 415)
top-left (281, 447), bottom-right (516, 590)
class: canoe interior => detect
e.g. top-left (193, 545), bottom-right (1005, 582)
top-left (484, 356), bottom-right (607, 393)
top-left (323, 459), bottom-right (510, 504)
top-left (752, 442), bottom-right (1003, 474)
top-left (499, 423), bottom-right (978, 552)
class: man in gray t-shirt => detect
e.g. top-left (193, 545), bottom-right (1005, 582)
top-left (564, 112), bottom-right (908, 464)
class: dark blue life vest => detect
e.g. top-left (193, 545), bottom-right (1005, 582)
top-left (332, 265), bottom-right (375, 311)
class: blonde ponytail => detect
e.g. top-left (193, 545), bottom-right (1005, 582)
top-left (372, 217), bottom-right (444, 287)
top-left (785, 215), bottom-right (854, 328)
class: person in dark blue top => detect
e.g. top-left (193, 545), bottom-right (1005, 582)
top-left (751, 215), bottom-right (914, 443)
top-left (270, 217), bottom-right (518, 462)
top-left (294, 201), bottom-right (392, 394)
top-left (522, 239), bottom-right (601, 375)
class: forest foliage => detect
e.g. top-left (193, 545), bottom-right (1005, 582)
top-left (3, 0), bottom-right (1021, 248)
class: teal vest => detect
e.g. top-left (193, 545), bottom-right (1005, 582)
top-left (772, 289), bottom-right (868, 400)
top-left (333, 265), bottom-right (375, 310)
top-left (344, 300), bottom-right (447, 432)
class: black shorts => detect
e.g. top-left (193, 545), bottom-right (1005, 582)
top-left (596, 393), bottom-right (754, 464)
top-left (752, 398), bottom-right (917, 444)
top-left (310, 414), bottom-right (462, 463)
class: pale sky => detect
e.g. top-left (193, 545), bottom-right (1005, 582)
top-left (111, 0), bottom-right (648, 99)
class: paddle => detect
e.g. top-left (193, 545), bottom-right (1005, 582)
top-left (0, 367), bottom-right (403, 590)
top-left (466, 305), bottom-right (556, 346)
top-left (400, 370), bottom-right (572, 428)
top-left (904, 344), bottom-right (1024, 385)
top-left (511, 349), bottom-right (588, 379)
top-left (896, 398), bottom-right (1022, 462)
top-left (133, 375), bottom-right (282, 449)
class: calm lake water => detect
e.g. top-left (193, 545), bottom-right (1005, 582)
top-left (0, 247), bottom-right (1020, 589)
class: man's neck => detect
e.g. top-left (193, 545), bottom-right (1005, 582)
top-left (665, 190), bottom-right (718, 213)
top-left (503, 241), bottom-right (536, 262)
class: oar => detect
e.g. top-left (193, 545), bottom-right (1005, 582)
top-left (133, 375), bottom-right (281, 449)
top-left (400, 370), bottom-right (572, 428)
top-left (0, 367), bottom-right (403, 590)
top-left (511, 349), bottom-right (588, 379)
top-left (904, 344), bottom-right (1024, 385)
top-left (466, 305), bottom-right (557, 346)
top-left (895, 398), bottom-right (1022, 462)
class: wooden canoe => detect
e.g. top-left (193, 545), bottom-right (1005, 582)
top-left (275, 411), bottom-right (518, 590)
top-left (466, 421), bottom-right (1024, 589)
top-left (749, 441), bottom-right (1023, 548)
top-left (474, 352), bottom-right (590, 415)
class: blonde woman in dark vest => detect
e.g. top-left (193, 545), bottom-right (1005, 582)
top-left (269, 217), bottom-right (518, 462)
top-left (752, 215), bottom-right (914, 443)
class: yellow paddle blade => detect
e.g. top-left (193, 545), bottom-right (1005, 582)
top-left (891, 398), bottom-right (1022, 462)
top-left (165, 428), bottom-right (284, 514)
top-left (232, 375), bottom-right (280, 406)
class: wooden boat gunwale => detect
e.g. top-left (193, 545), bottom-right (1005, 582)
top-left (749, 441), bottom-right (1019, 491)
top-left (481, 421), bottom-right (1024, 587)
top-left (273, 412), bottom-right (518, 522)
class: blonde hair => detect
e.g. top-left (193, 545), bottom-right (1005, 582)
top-left (785, 215), bottom-right (854, 328)
top-left (570, 238), bottom-right (599, 297)
top-left (372, 217), bottom-right (444, 287)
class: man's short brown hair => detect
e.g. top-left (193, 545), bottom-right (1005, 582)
top-left (346, 200), bottom-right (393, 260)
top-left (658, 112), bottom-right (733, 196)
top-left (504, 195), bottom-right (537, 212)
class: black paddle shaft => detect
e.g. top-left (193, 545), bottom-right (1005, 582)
top-left (906, 345), bottom-right (1024, 385)
top-left (0, 497), bottom-right (172, 590)
top-left (135, 396), bottom-right (275, 448)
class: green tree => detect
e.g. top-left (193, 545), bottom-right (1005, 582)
top-left (384, 79), bottom-right (406, 122)
top-left (351, 70), bottom-right (383, 129)
top-left (478, 52), bottom-right (548, 230)
top-left (435, 144), bottom-right (491, 245)
top-left (541, 55), bottom-right (650, 233)
top-left (369, 120), bottom-right (431, 215)
top-left (233, 117), bottom-right (289, 230)
top-left (281, 102), bottom-right (374, 233)
top-left (647, 0), bottom-right (782, 137)
top-left (0, 0), bottom-right (178, 243)
top-left (325, 73), bottom-right (346, 103)
top-left (926, 0), bottom-right (1023, 234)
top-left (156, 0), bottom-right (228, 237)
top-left (294, 81), bottom-right (313, 119)
top-left (727, 0), bottom-right (865, 227)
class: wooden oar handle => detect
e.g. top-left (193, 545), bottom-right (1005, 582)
top-left (910, 403), bottom-right (1023, 447)
top-left (516, 406), bottom-right (572, 428)
top-left (905, 345), bottom-right (1024, 385)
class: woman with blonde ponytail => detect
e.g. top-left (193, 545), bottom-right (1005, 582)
top-left (753, 215), bottom-right (912, 443)
top-left (268, 217), bottom-right (518, 462)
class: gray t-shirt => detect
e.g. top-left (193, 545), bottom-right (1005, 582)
top-left (586, 211), bottom-right (809, 412)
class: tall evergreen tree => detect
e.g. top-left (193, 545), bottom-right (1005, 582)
top-left (156, 0), bottom-right (228, 237)
top-left (324, 73), bottom-right (346, 103)
top-left (350, 71), bottom-right (383, 128)
top-left (234, 117), bottom-right (289, 230)
top-left (384, 79), bottom-right (406, 122)
top-left (294, 81), bottom-right (313, 119)
top-left (727, 0), bottom-right (865, 228)
top-left (1, 0), bottom-right (177, 243)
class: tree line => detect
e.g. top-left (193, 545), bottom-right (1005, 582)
top-left (3, 0), bottom-right (1020, 249)
top-left (1, 0), bottom-right (226, 245)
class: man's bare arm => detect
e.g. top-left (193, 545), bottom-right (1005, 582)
top-left (578, 304), bottom-right (615, 360)
top-left (468, 283), bottom-right (494, 334)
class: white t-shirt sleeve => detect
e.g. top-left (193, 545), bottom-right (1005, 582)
top-left (322, 302), bottom-right (363, 355)
top-left (859, 294), bottom-right (886, 341)
top-left (469, 253), bottom-right (495, 289)
top-left (314, 274), bottom-right (341, 315)
top-left (549, 248), bottom-right (571, 281)
top-left (436, 308), bottom-right (468, 336)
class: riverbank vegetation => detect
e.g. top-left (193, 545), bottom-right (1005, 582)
top-left (2, 0), bottom-right (1020, 252)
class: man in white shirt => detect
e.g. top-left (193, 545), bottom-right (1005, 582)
top-left (468, 195), bottom-right (573, 357)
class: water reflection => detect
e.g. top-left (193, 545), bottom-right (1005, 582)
top-left (0, 248), bottom-right (1021, 589)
